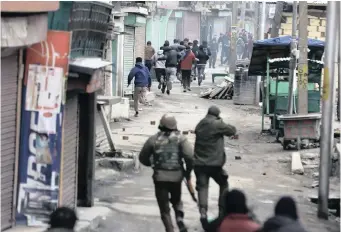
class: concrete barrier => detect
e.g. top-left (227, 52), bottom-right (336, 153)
top-left (291, 152), bottom-right (304, 175)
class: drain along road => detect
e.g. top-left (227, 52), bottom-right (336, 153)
top-left (93, 81), bottom-right (339, 232)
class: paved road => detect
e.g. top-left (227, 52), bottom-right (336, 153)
top-left (94, 80), bottom-right (339, 232)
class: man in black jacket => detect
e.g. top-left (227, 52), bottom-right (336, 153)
top-left (194, 106), bottom-right (237, 230)
top-left (158, 46), bottom-right (181, 95)
top-left (195, 42), bottom-right (211, 86)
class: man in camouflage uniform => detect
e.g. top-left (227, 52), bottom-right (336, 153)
top-left (194, 106), bottom-right (237, 230)
top-left (139, 114), bottom-right (194, 232)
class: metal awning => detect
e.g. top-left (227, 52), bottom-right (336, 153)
top-left (69, 57), bottom-right (113, 75)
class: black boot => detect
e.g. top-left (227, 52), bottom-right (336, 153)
top-left (199, 208), bottom-right (209, 231)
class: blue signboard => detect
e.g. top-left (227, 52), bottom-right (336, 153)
top-left (16, 67), bottom-right (64, 226)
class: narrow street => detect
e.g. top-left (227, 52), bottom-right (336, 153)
top-left (94, 76), bottom-right (339, 232)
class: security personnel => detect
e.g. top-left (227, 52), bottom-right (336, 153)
top-left (194, 106), bottom-right (237, 230)
top-left (139, 114), bottom-right (194, 232)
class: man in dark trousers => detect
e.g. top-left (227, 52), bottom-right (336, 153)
top-left (180, 45), bottom-right (197, 92)
top-left (195, 42), bottom-right (211, 86)
top-left (194, 106), bottom-right (237, 230)
top-left (128, 57), bottom-right (151, 117)
top-left (139, 114), bottom-right (194, 232)
top-left (191, 40), bottom-right (200, 80)
top-left (144, 41), bottom-right (155, 71)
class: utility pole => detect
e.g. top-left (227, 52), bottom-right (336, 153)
top-left (318, 1), bottom-right (339, 220)
top-left (339, 2), bottom-right (341, 122)
top-left (228, 1), bottom-right (238, 76)
top-left (297, 1), bottom-right (308, 114)
top-left (239, 2), bottom-right (246, 29)
top-left (270, 1), bottom-right (284, 38)
top-left (259, 1), bottom-right (267, 40)
top-left (287, 1), bottom-right (298, 114)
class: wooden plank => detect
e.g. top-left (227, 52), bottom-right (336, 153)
top-left (98, 105), bottom-right (115, 151)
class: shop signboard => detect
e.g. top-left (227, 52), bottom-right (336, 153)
top-left (16, 30), bottom-right (71, 226)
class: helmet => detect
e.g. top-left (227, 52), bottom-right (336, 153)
top-left (159, 114), bottom-right (177, 130)
top-left (207, 105), bottom-right (221, 117)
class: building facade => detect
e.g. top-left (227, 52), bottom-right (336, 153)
top-left (1, 2), bottom-right (60, 230)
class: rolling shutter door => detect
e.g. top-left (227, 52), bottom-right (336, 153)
top-left (167, 19), bottom-right (177, 44)
top-left (134, 25), bottom-right (146, 60)
top-left (1, 53), bottom-right (18, 231)
top-left (123, 26), bottom-right (135, 96)
top-left (61, 94), bottom-right (79, 207)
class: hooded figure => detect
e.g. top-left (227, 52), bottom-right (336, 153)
top-left (158, 45), bottom-right (182, 95)
top-left (218, 189), bottom-right (260, 232)
top-left (46, 207), bottom-right (78, 232)
top-left (194, 106), bottom-right (237, 230)
top-left (139, 114), bottom-right (194, 232)
top-left (195, 44), bottom-right (211, 85)
top-left (259, 196), bottom-right (307, 232)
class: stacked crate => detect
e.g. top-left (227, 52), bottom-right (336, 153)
top-left (279, 14), bottom-right (326, 41)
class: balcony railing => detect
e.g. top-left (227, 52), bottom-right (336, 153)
top-left (48, 1), bottom-right (112, 58)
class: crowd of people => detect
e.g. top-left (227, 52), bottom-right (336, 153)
top-left (127, 31), bottom-right (254, 117)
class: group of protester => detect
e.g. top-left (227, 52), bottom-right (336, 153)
top-left (127, 30), bottom-right (254, 118)
top-left (148, 38), bottom-right (212, 94)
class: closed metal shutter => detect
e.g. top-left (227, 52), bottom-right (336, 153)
top-left (61, 94), bottom-right (79, 207)
top-left (123, 26), bottom-right (135, 95)
top-left (1, 53), bottom-right (18, 231)
top-left (134, 25), bottom-right (146, 60)
top-left (167, 19), bottom-right (176, 44)
top-left (183, 12), bottom-right (200, 42)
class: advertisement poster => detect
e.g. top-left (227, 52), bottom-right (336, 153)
top-left (16, 31), bottom-right (71, 226)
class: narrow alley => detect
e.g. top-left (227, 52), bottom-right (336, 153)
top-left (94, 78), bottom-right (339, 232)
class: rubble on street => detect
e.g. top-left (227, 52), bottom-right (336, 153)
top-left (199, 76), bottom-right (234, 100)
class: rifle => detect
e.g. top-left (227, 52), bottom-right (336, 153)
top-left (183, 177), bottom-right (197, 202)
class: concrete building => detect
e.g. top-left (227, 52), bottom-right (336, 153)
top-left (1, 2), bottom-right (60, 230)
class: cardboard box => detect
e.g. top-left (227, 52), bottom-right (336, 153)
top-left (318, 26), bottom-right (326, 33)
top-left (281, 23), bottom-right (292, 30)
top-left (308, 31), bottom-right (321, 38)
top-left (307, 25), bottom-right (318, 32)
top-left (309, 18), bottom-right (320, 26)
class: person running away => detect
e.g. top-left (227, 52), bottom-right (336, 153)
top-left (144, 41), bottom-right (155, 71)
top-left (46, 207), bottom-right (78, 232)
top-left (191, 40), bottom-right (200, 80)
top-left (152, 47), bottom-right (166, 90)
top-left (195, 42), bottom-right (211, 86)
top-left (158, 45), bottom-right (181, 95)
top-left (139, 114), bottom-right (194, 232)
top-left (127, 57), bottom-right (151, 117)
top-left (180, 45), bottom-right (197, 92)
top-left (194, 106), bottom-right (237, 230)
